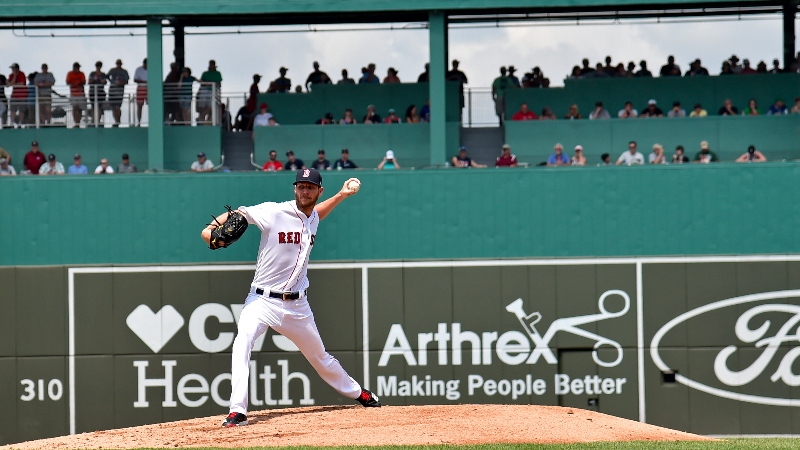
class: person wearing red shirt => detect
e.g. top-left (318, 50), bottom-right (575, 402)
top-left (495, 144), bottom-right (518, 167)
top-left (511, 103), bottom-right (537, 121)
top-left (23, 141), bottom-right (47, 175)
top-left (66, 62), bottom-right (87, 126)
top-left (262, 150), bottom-right (284, 172)
top-left (8, 63), bottom-right (27, 125)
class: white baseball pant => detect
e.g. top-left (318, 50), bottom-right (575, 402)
top-left (229, 292), bottom-right (362, 414)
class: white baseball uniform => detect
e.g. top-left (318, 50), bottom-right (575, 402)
top-left (228, 200), bottom-right (362, 415)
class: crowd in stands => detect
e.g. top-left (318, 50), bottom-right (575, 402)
top-left (0, 140), bottom-right (140, 176)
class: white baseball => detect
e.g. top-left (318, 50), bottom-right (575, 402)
top-left (346, 179), bottom-right (361, 193)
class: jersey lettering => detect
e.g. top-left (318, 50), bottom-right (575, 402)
top-left (311, 234), bottom-right (315, 246)
top-left (278, 231), bottom-right (303, 245)
top-left (278, 232), bottom-right (286, 244)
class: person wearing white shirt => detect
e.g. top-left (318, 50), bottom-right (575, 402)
top-left (134, 58), bottom-right (148, 126)
top-left (648, 143), bottom-right (667, 164)
top-left (94, 158), bottom-right (115, 174)
top-left (252, 103), bottom-right (274, 127)
top-left (616, 141), bottom-right (645, 165)
top-left (191, 152), bottom-right (215, 172)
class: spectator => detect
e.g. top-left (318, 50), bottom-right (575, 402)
top-left (668, 101), bottom-right (686, 118)
top-left (614, 63), bottom-right (627, 78)
top-left (262, 150), bottom-right (284, 171)
top-left (571, 145), bottom-right (586, 166)
top-left (40, 153), bottom-right (65, 175)
top-left (117, 153), bottom-right (137, 173)
top-left (315, 112), bottom-right (334, 125)
top-left (495, 144), bottom-right (518, 167)
top-left (547, 143), bottom-right (570, 167)
top-left (338, 69), bottom-right (355, 85)
top-left (589, 101), bottom-right (611, 120)
top-left (66, 62), bottom-right (87, 127)
top-left (588, 62), bottom-right (609, 78)
top-left (640, 99), bottom-right (664, 118)
top-left (0, 72), bottom-right (7, 125)
top-left (284, 151), bottom-right (305, 171)
top-left (718, 99), bottom-right (739, 116)
top-left (743, 98), bottom-right (761, 116)
top-left (34, 63), bottom-right (55, 125)
top-left (252, 103), bottom-right (273, 127)
top-left (791, 97), bottom-right (800, 114)
top-left (383, 68), bottom-right (401, 84)
top-left (521, 66), bottom-right (548, 86)
top-left (377, 150), bottom-right (400, 170)
top-left (294, 85), bottom-right (304, 94)
top-left (333, 148), bottom-right (358, 169)
top-left (417, 63), bottom-right (430, 83)
top-left (340, 108), bottom-right (358, 124)
top-left (305, 61), bottom-right (331, 91)
top-left (163, 62), bottom-right (181, 124)
top-left (134, 58), bottom-right (147, 126)
top-left (729, 55), bottom-right (743, 73)
top-left (649, 144), bottom-right (667, 164)
top-left (740, 59), bottom-right (757, 74)
top-left (736, 145), bottom-right (767, 163)
top-left (511, 103), bottom-right (537, 121)
top-left (68, 154), bottom-right (88, 174)
top-left (618, 101), bottom-right (638, 119)
top-left (769, 59), bottom-right (783, 74)
top-left (539, 107), bottom-right (557, 120)
top-left (420, 99), bottom-right (431, 122)
top-left (491, 66), bottom-right (515, 124)
top-left (446, 60), bottom-right (469, 87)
top-left (659, 55), bottom-right (681, 77)
top-left (198, 60), bottom-right (222, 124)
top-left (94, 158), bottom-right (114, 174)
top-left (756, 61), bottom-right (768, 73)
top-left (273, 67), bottom-right (291, 93)
top-left (635, 60), bottom-right (653, 77)
top-left (602, 56), bottom-right (615, 77)
top-left (178, 67), bottom-right (196, 124)
top-left (685, 59), bottom-right (709, 76)
top-left (791, 51), bottom-right (800, 73)
top-left (451, 146), bottom-right (486, 168)
top-left (625, 61), bottom-right (637, 77)
top-left (360, 63), bottom-right (380, 84)
top-left (720, 61), bottom-right (735, 75)
top-left (568, 66), bottom-right (582, 79)
top-left (600, 153), bottom-right (611, 165)
top-left (767, 98), bottom-right (789, 115)
top-left (86, 61), bottom-right (108, 125)
top-left (26, 71), bottom-right (37, 126)
top-left (0, 146), bottom-right (9, 165)
top-left (191, 152), bottom-right (215, 172)
top-left (220, 103), bottom-right (233, 131)
top-left (579, 58), bottom-right (595, 76)
top-left (23, 141), bottom-right (47, 174)
top-left (564, 104), bottom-right (582, 120)
top-left (672, 145), bottom-right (690, 164)
top-left (404, 105), bottom-right (420, 124)
top-left (689, 103), bottom-right (708, 117)
top-left (0, 157), bottom-right (15, 176)
top-left (106, 59), bottom-right (128, 127)
top-left (8, 63), bottom-right (27, 125)
top-left (384, 108), bottom-right (401, 123)
top-left (363, 105), bottom-right (381, 124)
top-left (311, 149), bottom-right (331, 170)
top-left (616, 141), bottom-right (645, 165)
top-left (693, 141), bottom-right (719, 163)
top-left (507, 66), bottom-right (521, 87)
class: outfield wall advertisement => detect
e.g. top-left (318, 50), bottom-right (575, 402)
top-left (3, 257), bottom-right (800, 444)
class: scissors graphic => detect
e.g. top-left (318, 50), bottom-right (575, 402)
top-left (505, 290), bottom-right (630, 367)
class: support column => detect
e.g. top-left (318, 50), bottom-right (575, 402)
top-left (428, 11), bottom-right (448, 167)
top-left (174, 23), bottom-right (185, 70)
top-left (783, 1), bottom-right (797, 70)
top-left (147, 19), bottom-right (164, 171)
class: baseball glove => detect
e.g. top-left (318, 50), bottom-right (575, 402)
top-left (209, 205), bottom-right (249, 250)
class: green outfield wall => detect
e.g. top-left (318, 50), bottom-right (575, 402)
top-left (4, 257), bottom-right (800, 444)
top-left (254, 122), bottom-right (460, 169)
top-left (1, 163), bottom-right (799, 267)
top-left (505, 114), bottom-right (800, 163)
top-left (257, 82), bottom-right (461, 125)
top-left (0, 127), bottom-right (221, 172)
top-left (504, 73), bottom-right (800, 121)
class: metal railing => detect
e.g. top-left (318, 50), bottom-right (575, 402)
top-left (0, 82), bottom-right (220, 129)
top-left (464, 88), bottom-right (500, 127)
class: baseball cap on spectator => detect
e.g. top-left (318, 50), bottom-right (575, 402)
top-left (325, 112), bottom-right (334, 120)
top-left (286, 150), bottom-right (294, 156)
top-left (279, 67), bottom-right (288, 72)
top-left (122, 153), bottom-right (129, 160)
top-left (294, 168), bottom-right (322, 187)
top-left (0, 158), bottom-right (7, 165)
top-left (73, 62), bottom-right (81, 68)
top-left (673, 101), bottom-right (681, 107)
top-left (318, 149), bottom-right (325, 155)
top-left (116, 59), bottom-right (122, 64)
top-left (648, 99), bottom-right (657, 105)
top-left (388, 108), bottom-right (396, 114)
top-left (260, 103), bottom-right (267, 109)
top-left (748, 145), bottom-right (756, 153)
top-left (253, 74), bottom-right (261, 80)
top-left (48, 154), bottom-right (56, 161)
top-left (700, 141), bottom-right (709, 149)
top-left (10, 63), bottom-right (19, 69)
top-left (31, 141), bottom-right (39, 146)
top-left (459, 146), bottom-right (467, 152)
top-left (575, 145), bottom-right (584, 151)
top-left (197, 152), bottom-right (206, 157)
top-left (502, 144), bottom-right (511, 150)
top-left (74, 154), bottom-right (81, 159)
top-left (341, 148), bottom-right (349, 154)
top-left (386, 150), bottom-right (395, 159)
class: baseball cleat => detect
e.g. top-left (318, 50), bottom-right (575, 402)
top-left (222, 412), bottom-right (248, 427)
top-left (357, 388), bottom-right (381, 407)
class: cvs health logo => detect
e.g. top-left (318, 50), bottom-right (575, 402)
top-left (125, 303), bottom-right (298, 353)
top-left (651, 290), bottom-right (800, 407)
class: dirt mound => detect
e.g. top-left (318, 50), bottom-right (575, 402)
top-left (3, 404), bottom-right (711, 449)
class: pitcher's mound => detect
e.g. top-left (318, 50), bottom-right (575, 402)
top-left (4, 404), bottom-right (711, 449)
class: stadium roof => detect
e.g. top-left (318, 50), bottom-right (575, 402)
top-left (0, 0), bottom-right (791, 24)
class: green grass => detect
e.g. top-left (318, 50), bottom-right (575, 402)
top-left (124, 440), bottom-right (800, 450)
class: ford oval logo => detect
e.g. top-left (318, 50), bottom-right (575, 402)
top-left (650, 289), bottom-right (800, 407)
